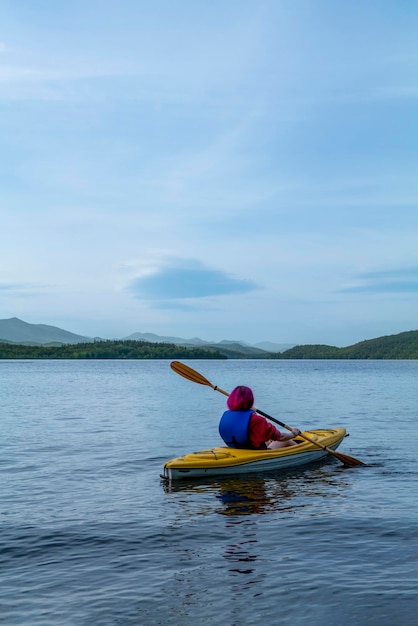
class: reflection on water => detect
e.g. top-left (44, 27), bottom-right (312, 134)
top-left (216, 481), bottom-right (272, 516)
top-left (223, 523), bottom-right (263, 589)
top-left (162, 459), bottom-right (354, 518)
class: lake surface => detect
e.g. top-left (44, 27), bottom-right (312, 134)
top-left (1, 359), bottom-right (417, 625)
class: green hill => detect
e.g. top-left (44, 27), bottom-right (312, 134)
top-left (279, 330), bottom-right (418, 359)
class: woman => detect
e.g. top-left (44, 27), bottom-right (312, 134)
top-left (219, 385), bottom-right (300, 450)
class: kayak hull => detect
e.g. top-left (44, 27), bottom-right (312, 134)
top-left (163, 428), bottom-right (347, 480)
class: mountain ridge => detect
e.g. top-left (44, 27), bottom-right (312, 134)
top-left (2, 318), bottom-right (418, 359)
top-left (0, 317), bottom-right (92, 344)
top-left (0, 318), bottom-right (292, 354)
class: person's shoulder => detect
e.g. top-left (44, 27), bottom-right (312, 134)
top-left (250, 412), bottom-right (265, 423)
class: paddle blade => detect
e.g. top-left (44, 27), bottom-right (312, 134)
top-left (331, 449), bottom-right (365, 467)
top-left (300, 431), bottom-right (365, 467)
top-left (170, 361), bottom-right (214, 388)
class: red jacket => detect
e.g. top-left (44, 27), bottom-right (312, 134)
top-left (248, 413), bottom-right (282, 449)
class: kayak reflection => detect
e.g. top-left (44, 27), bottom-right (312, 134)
top-left (162, 462), bottom-right (352, 518)
top-left (215, 478), bottom-right (285, 516)
top-left (162, 474), bottom-right (294, 516)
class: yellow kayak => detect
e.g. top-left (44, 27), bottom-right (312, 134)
top-left (163, 428), bottom-right (347, 480)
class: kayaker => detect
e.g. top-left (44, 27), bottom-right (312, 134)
top-left (219, 385), bottom-right (301, 450)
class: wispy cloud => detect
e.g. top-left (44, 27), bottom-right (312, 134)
top-left (0, 282), bottom-right (36, 291)
top-left (127, 257), bottom-right (259, 302)
top-left (0, 282), bottom-right (49, 297)
top-left (340, 267), bottom-right (418, 294)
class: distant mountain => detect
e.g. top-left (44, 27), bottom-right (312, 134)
top-left (0, 317), bottom-right (92, 345)
top-left (124, 331), bottom-right (208, 346)
top-left (0, 316), bottom-right (297, 355)
top-left (122, 333), bottom-right (275, 358)
top-left (124, 332), bottom-right (293, 353)
top-left (0, 318), bottom-right (288, 355)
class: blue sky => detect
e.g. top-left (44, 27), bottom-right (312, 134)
top-left (1, 0), bottom-right (418, 346)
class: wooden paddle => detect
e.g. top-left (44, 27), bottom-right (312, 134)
top-left (170, 360), bottom-right (365, 467)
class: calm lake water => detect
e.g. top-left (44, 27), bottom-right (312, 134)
top-left (1, 359), bottom-right (417, 625)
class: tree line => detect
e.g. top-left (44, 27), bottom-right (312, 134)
top-left (1, 329), bottom-right (418, 359)
top-left (0, 340), bottom-right (226, 360)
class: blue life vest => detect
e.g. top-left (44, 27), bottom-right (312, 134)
top-left (219, 409), bottom-right (254, 448)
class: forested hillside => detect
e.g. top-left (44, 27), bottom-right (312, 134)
top-left (0, 340), bottom-right (226, 360)
top-left (279, 330), bottom-right (418, 359)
